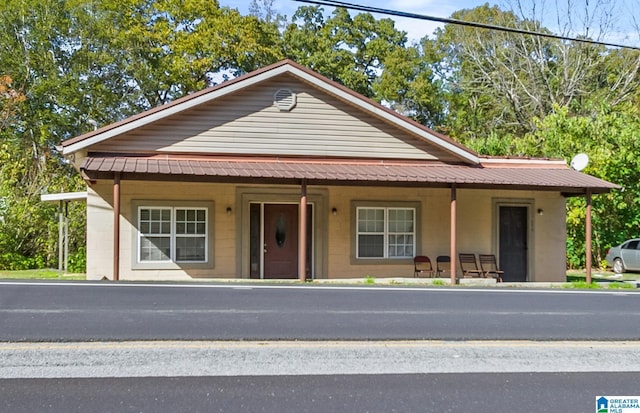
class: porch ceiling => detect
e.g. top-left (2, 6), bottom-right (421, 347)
top-left (80, 155), bottom-right (619, 195)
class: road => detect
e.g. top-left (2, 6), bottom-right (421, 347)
top-left (0, 280), bottom-right (639, 341)
top-left (3, 372), bottom-right (639, 413)
top-left (1, 281), bottom-right (639, 412)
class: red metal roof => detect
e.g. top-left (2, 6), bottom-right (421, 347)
top-left (81, 156), bottom-right (618, 194)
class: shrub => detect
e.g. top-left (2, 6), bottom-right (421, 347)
top-left (67, 247), bottom-right (86, 273)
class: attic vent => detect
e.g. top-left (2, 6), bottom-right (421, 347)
top-left (274, 89), bottom-right (297, 111)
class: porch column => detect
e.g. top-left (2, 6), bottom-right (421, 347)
top-left (585, 189), bottom-right (592, 284)
top-left (113, 172), bottom-right (121, 281)
top-left (450, 184), bottom-right (457, 285)
top-left (299, 179), bottom-right (307, 282)
top-left (58, 201), bottom-right (64, 275)
top-left (64, 201), bottom-right (69, 273)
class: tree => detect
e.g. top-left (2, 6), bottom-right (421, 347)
top-left (0, 0), bottom-right (284, 270)
top-left (508, 103), bottom-right (640, 268)
top-left (283, 6), bottom-right (409, 99)
top-left (0, 76), bottom-right (25, 130)
top-left (0, 0), bottom-right (86, 269)
top-left (424, 3), bottom-right (640, 143)
top-left (84, 0), bottom-right (283, 110)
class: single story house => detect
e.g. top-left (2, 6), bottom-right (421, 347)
top-left (60, 60), bottom-right (617, 282)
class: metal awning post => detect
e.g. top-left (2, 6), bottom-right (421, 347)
top-left (64, 201), bottom-right (69, 273)
top-left (113, 173), bottom-right (121, 281)
top-left (299, 179), bottom-right (307, 282)
top-left (450, 184), bottom-right (457, 285)
top-left (58, 200), bottom-right (64, 275)
top-left (585, 190), bottom-right (592, 284)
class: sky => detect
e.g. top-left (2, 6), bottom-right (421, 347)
top-left (222, 0), bottom-right (485, 42)
top-left (220, 0), bottom-right (640, 47)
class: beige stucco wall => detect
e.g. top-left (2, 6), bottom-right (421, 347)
top-left (87, 180), bottom-right (238, 281)
top-left (86, 181), bottom-right (567, 282)
top-left (326, 187), bottom-right (566, 281)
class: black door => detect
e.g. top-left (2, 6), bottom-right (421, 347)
top-left (499, 206), bottom-right (528, 282)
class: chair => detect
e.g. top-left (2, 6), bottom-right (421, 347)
top-left (479, 254), bottom-right (504, 282)
top-left (413, 256), bottom-right (435, 278)
top-left (436, 255), bottom-right (450, 277)
top-left (458, 253), bottom-right (483, 278)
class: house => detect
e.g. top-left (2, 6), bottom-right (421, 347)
top-left (60, 60), bottom-right (617, 282)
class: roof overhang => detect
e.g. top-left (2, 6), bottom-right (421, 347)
top-left (40, 191), bottom-right (88, 202)
top-left (80, 155), bottom-right (619, 195)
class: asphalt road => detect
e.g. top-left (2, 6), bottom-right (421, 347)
top-left (0, 280), bottom-right (639, 341)
top-left (2, 372), bottom-right (638, 413)
top-left (1, 281), bottom-right (639, 412)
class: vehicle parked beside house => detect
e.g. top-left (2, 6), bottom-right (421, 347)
top-left (606, 238), bottom-right (640, 273)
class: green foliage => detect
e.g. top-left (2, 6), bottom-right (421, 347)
top-left (0, 253), bottom-right (44, 271)
top-left (424, 4), bottom-right (640, 142)
top-left (283, 6), bottom-right (411, 99)
top-left (517, 103), bottom-right (640, 267)
top-left (67, 247), bottom-right (86, 274)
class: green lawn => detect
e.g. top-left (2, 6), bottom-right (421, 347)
top-left (566, 270), bottom-right (638, 289)
top-left (0, 269), bottom-right (85, 280)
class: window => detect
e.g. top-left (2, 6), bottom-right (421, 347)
top-left (138, 207), bottom-right (207, 263)
top-left (356, 207), bottom-right (415, 259)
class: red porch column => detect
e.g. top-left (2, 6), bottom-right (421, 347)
top-left (450, 185), bottom-right (457, 285)
top-left (299, 179), bottom-right (307, 282)
top-left (113, 172), bottom-right (121, 281)
top-left (585, 189), bottom-right (592, 284)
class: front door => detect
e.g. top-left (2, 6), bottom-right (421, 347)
top-left (264, 204), bottom-right (299, 279)
top-left (499, 206), bottom-right (528, 282)
top-left (249, 203), bottom-right (314, 279)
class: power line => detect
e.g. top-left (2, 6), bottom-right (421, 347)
top-left (293, 0), bottom-right (640, 51)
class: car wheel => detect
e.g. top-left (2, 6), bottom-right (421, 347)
top-left (613, 258), bottom-right (625, 274)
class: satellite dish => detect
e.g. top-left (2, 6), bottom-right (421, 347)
top-left (570, 153), bottom-right (589, 171)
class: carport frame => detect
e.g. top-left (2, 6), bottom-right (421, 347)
top-left (41, 191), bottom-right (88, 274)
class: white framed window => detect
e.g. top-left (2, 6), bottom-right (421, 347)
top-left (356, 207), bottom-right (415, 259)
top-left (138, 206), bottom-right (208, 263)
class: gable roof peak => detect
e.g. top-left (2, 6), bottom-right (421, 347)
top-left (61, 59), bottom-right (479, 164)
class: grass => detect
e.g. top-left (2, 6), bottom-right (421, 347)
top-left (566, 269), bottom-right (639, 281)
top-left (563, 280), bottom-right (602, 289)
top-left (0, 269), bottom-right (85, 280)
top-left (565, 270), bottom-right (638, 289)
top-left (607, 282), bottom-right (635, 289)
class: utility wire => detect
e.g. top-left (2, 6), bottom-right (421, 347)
top-left (294, 0), bottom-right (640, 51)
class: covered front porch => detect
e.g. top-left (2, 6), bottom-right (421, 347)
top-left (81, 155), bottom-right (613, 284)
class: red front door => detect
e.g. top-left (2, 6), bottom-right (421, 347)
top-left (263, 204), bottom-right (299, 279)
